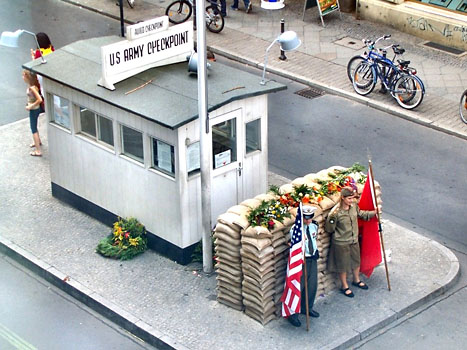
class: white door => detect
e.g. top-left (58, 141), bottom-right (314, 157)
top-left (210, 109), bottom-right (244, 222)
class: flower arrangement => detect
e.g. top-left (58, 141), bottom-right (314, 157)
top-left (247, 163), bottom-right (367, 229)
top-left (247, 199), bottom-right (291, 230)
top-left (96, 217), bottom-right (147, 260)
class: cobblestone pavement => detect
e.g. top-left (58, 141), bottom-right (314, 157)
top-left (64, 0), bottom-right (467, 139)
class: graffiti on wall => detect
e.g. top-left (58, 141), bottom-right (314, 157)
top-left (406, 16), bottom-right (467, 42)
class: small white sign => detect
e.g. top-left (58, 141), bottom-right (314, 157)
top-left (215, 149), bottom-right (232, 169)
top-left (98, 21), bottom-right (193, 90)
top-left (157, 140), bottom-right (173, 173)
top-left (126, 16), bottom-right (169, 41)
top-left (187, 142), bottom-right (200, 173)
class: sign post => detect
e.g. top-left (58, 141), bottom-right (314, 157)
top-left (303, 0), bottom-right (341, 26)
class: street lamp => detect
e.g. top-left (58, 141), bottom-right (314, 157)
top-left (0, 29), bottom-right (46, 63)
top-left (260, 31), bottom-right (301, 85)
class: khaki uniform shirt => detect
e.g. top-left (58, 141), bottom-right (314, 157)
top-left (325, 204), bottom-right (375, 245)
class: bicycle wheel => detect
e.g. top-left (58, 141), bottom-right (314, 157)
top-left (393, 74), bottom-right (424, 110)
top-left (352, 61), bottom-right (376, 96)
top-left (166, 0), bottom-right (192, 24)
top-left (347, 55), bottom-right (365, 83)
top-left (460, 89), bottom-right (467, 124)
top-left (205, 6), bottom-right (224, 33)
top-left (127, 0), bottom-right (135, 8)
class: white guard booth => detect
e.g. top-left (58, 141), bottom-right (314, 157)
top-left (25, 27), bottom-right (285, 264)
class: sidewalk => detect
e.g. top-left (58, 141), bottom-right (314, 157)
top-left (0, 115), bottom-right (460, 349)
top-left (63, 0), bottom-right (467, 140)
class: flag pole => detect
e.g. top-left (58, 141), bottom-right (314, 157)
top-left (368, 160), bottom-right (391, 291)
top-left (301, 202), bottom-right (310, 331)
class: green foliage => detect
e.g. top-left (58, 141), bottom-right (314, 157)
top-left (249, 163), bottom-right (368, 229)
top-left (247, 199), bottom-right (291, 229)
top-left (96, 217), bottom-right (147, 260)
top-left (191, 234), bottom-right (216, 263)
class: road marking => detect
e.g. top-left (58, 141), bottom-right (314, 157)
top-left (0, 323), bottom-right (37, 350)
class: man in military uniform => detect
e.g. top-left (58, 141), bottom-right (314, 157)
top-left (288, 205), bottom-right (320, 327)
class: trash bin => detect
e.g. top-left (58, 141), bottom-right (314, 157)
top-left (339, 0), bottom-right (355, 12)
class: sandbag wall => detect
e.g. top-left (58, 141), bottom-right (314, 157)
top-left (214, 166), bottom-right (382, 325)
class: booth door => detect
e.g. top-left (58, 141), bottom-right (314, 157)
top-left (211, 109), bottom-right (244, 222)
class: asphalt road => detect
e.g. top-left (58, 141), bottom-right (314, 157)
top-left (0, 253), bottom-right (154, 350)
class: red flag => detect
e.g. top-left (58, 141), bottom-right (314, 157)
top-left (358, 171), bottom-right (382, 277)
top-left (281, 204), bottom-right (304, 317)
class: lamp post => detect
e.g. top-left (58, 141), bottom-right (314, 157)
top-left (195, 0), bottom-right (213, 274)
top-left (260, 31), bottom-right (301, 85)
top-left (0, 30), bottom-right (46, 64)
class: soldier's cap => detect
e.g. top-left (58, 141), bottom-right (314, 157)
top-left (341, 186), bottom-right (357, 198)
top-left (302, 205), bottom-right (316, 219)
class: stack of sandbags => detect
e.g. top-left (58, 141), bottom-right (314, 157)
top-left (240, 224), bottom-right (278, 325)
top-left (272, 221), bottom-right (293, 317)
top-left (214, 166), bottom-right (383, 323)
top-left (214, 206), bottom-right (250, 311)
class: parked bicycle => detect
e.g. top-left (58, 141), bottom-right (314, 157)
top-left (347, 35), bottom-right (407, 83)
top-left (460, 89), bottom-right (467, 124)
top-left (165, 0), bottom-right (224, 33)
top-left (352, 40), bottom-right (425, 110)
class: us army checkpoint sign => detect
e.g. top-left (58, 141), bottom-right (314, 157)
top-left (98, 17), bottom-right (193, 90)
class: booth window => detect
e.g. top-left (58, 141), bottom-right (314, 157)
top-left (246, 119), bottom-right (261, 154)
top-left (121, 125), bottom-right (143, 163)
top-left (51, 95), bottom-right (70, 129)
top-left (212, 118), bottom-right (236, 169)
top-left (79, 107), bottom-right (114, 146)
top-left (152, 138), bottom-right (175, 176)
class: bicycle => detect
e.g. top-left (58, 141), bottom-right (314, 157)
top-left (347, 35), bottom-right (407, 83)
top-left (165, 0), bottom-right (225, 33)
top-left (460, 89), bottom-right (467, 124)
top-left (352, 44), bottom-right (425, 110)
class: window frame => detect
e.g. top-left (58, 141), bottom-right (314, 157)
top-left (120, 124), bottom-right (144, 163)
top-left (77, 106), bottom-right (114, 148)
top-left (50, 94), bottom-right (71, 130)
top-left (151, 137), bottom-right (176, 177)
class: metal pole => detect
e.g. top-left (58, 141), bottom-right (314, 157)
top-left (196, 0), bottom-right (213, 273)
top-left (119, 0), bottom-right (124, 37)
top-left (279, 19), bottom-right (286, 60)
top-left (369, 160), bottom-right (391, 291)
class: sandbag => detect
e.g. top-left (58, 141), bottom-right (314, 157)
top-left (214, 222), bottom-right (241, 239)
top-left (241, 236), bottom-right (272, 251)
top-left (213, 231), bottom-right (241, 247)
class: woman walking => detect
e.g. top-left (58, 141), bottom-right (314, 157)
top-left (23, 69), bottom-right (43, 157)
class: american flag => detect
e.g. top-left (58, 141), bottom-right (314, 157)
top-left (281, 204), bottom-right (304, 317)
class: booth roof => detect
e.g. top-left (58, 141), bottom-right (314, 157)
top-left (23, 36), bottom-right (286, 130)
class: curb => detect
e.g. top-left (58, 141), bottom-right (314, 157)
top-left (0, 235), bottom-right (187, 350)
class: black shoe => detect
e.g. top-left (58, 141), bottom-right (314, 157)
top-left (352, 281), bottom-right (369, 290)
top-left (287, 315), bottom-right (301, 327)
top-left (309, 309), bottom-right (320, 318)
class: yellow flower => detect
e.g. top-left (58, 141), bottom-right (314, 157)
top-left (129, 238), bottom-right (139, 246)
top-left (272, 210), bottom-right (276, 215)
